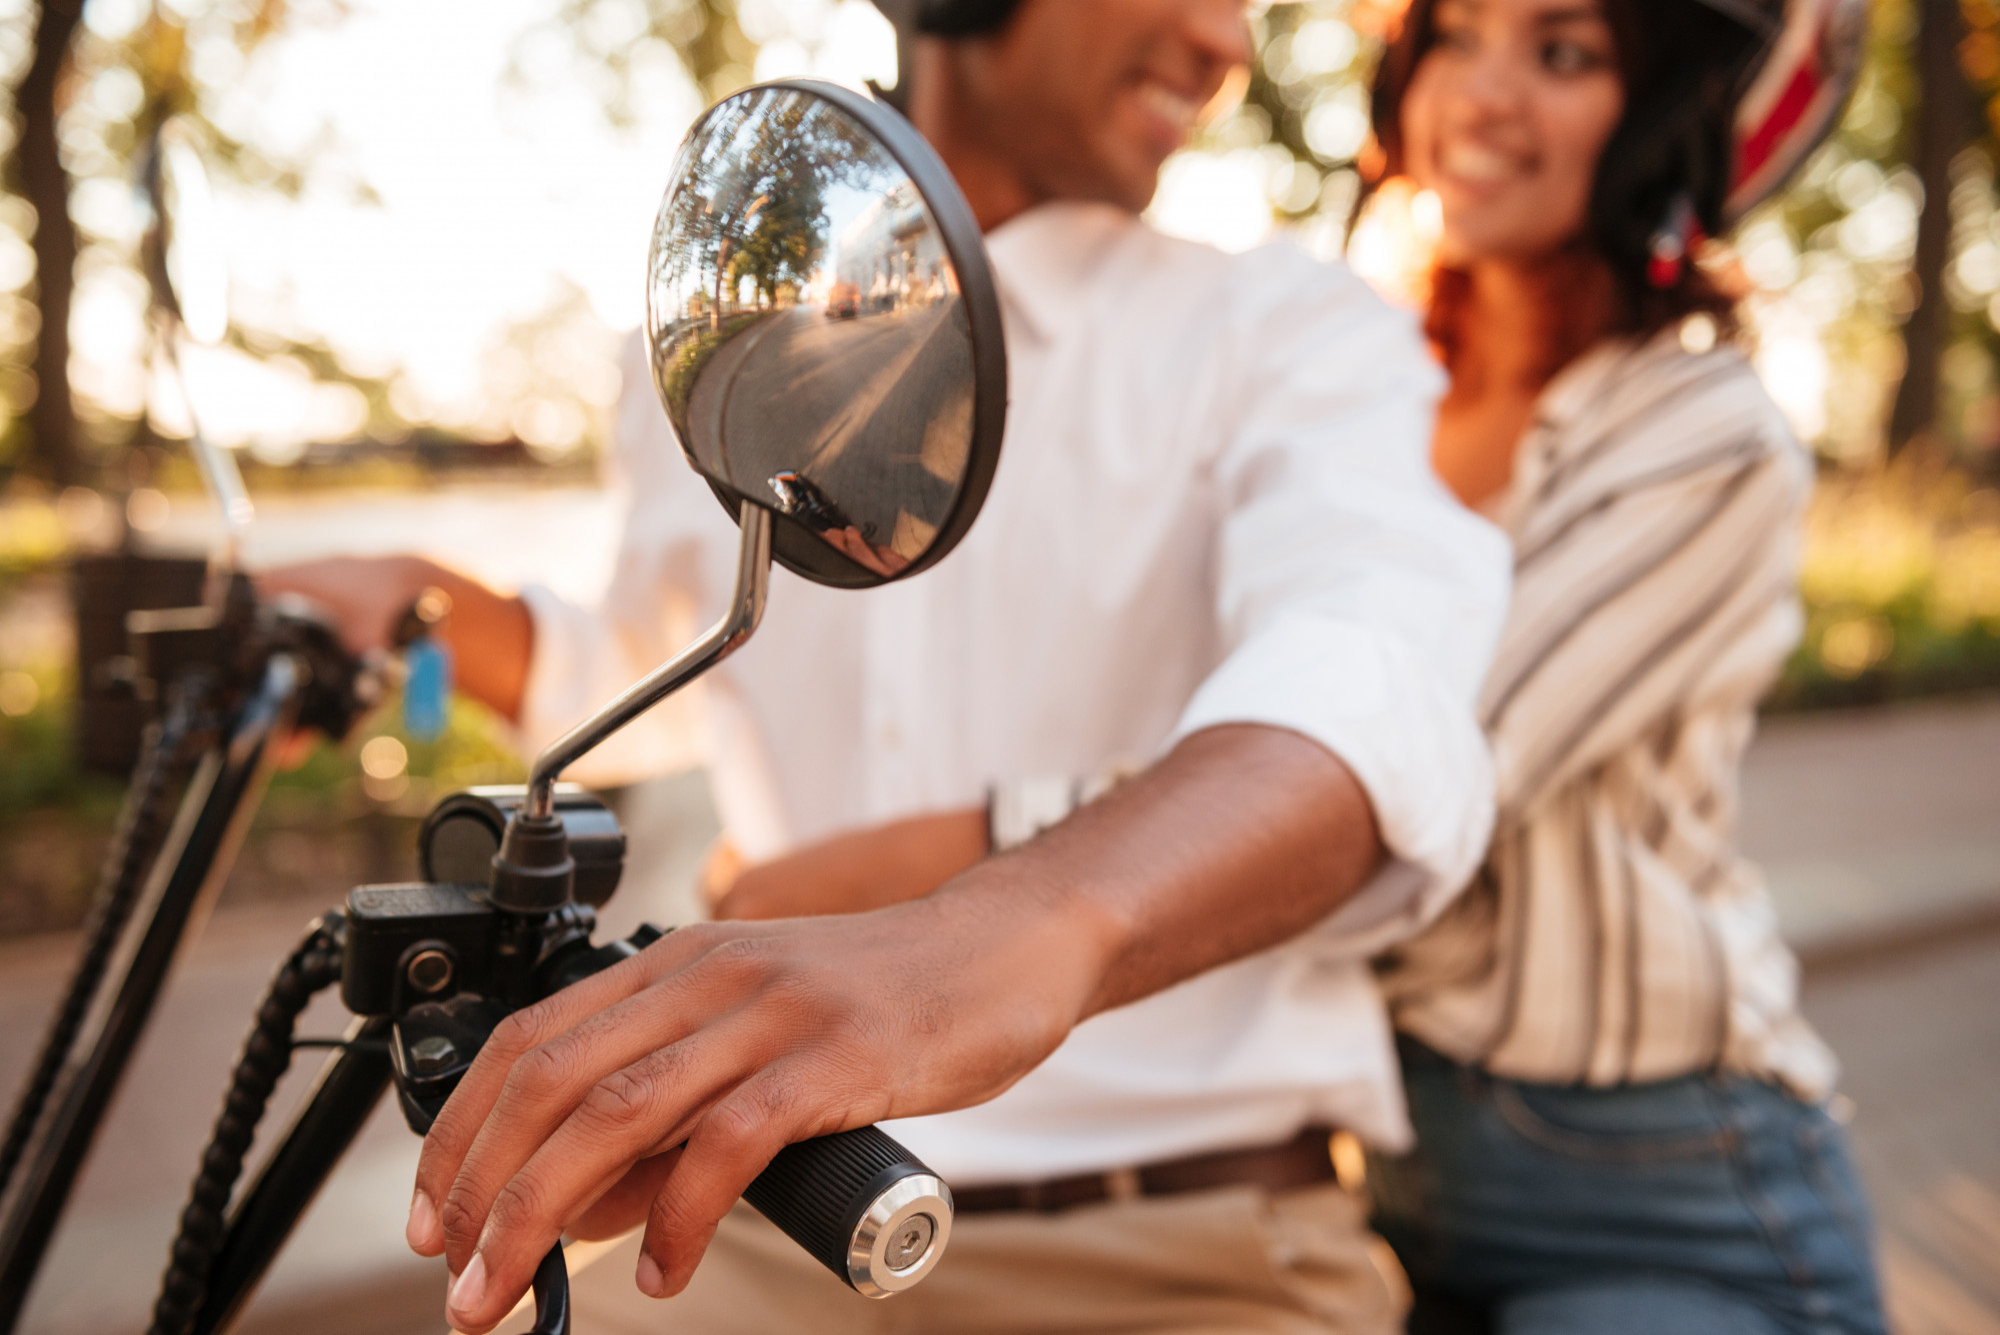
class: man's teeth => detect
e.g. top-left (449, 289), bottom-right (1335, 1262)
top-left (1137, 83), bottom-right (1199, 129)
top-left (1440, 142), bottom-right (1520, 182)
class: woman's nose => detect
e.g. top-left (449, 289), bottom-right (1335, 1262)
top-left (1451, 44), bottom-right (1529, 119)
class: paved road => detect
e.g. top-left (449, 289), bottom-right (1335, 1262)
top-left (1742, 696), bottom-right (2000, 961)
top-left (1803, 929), bottom-right (2000, 1334)
top-left (1, 693), bottom-right (1993, 1334)
top-left (686, 302), bottom-right (970, 556)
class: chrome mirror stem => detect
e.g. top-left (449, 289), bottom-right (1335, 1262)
top-left (522, 500), bottom-right (772, 820)
top-left (156, 313), bottom-right (254, 578)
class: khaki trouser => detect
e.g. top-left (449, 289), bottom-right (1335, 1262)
top-left (566, 1181), bottom-right (1405, 1334)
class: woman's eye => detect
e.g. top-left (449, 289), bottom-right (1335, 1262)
top-left (1541, 39), bottom-right (1607, 73)
top-left (1434, 18), bottom-right (1477, 50)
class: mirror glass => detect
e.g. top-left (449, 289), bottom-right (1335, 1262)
top-left (645, 81), bottom-right (1005, 588)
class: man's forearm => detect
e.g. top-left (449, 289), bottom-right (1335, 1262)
top-left (407, 722), bottom-right (1387, 1329)
top-left (942, 722), bottom-right (1384, 1021)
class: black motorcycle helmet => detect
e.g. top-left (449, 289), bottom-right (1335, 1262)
top-left (871, 0), bottom-right (1024, 36)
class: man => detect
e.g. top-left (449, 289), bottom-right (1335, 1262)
top-left (269, 2), bottom-right (1508, 1330)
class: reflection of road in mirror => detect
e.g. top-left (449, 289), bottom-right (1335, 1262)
top-left (644, 84), bottom-right (991, 581)
top-left (683, 296), bottom-right (973, 566)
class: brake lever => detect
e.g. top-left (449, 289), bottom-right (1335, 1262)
top-left (529, 1243), bottom-right (570, 1335)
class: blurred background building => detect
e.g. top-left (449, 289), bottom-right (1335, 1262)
top-left (0, 2), bottom-right (1994, 1333)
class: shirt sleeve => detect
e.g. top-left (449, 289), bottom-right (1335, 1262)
top-left (1172, 249), bottom-right (1511, 948)
top-left (515, 332), bottom-right (742, 788)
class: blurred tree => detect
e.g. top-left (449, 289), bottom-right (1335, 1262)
top-left (522, 0), bottom-right (757, 122)
top-left (1889, 0), bottom-right (1975, 452)
top-left (1, 0), bottom-right (361, 488)
top-left (14, 0), bottom-right (86, 487)
top-left (1234, 0), bottom-right (1380, 228)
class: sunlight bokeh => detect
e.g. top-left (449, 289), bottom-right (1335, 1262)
top-left (14, 0), bottom-right (898, 457)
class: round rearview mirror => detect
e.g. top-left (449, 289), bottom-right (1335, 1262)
top-left (645, 80), bottom-right (1006, 589)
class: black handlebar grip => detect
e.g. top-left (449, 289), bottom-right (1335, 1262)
top-left (740, 1125), bottom-right (953, 1297)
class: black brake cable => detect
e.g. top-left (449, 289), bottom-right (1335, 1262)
top-left (147, 915), bottom-right (345, 1335)
top-left (0, 688), bottom-right (197, 1200)
top-left (143, 919), bottom-right (572, 1335)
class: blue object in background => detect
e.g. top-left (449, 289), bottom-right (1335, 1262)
top-left (404, 636), bottom-right (453, 742)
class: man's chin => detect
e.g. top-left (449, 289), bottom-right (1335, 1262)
top-left (1087, 148), bottom-right (1173, 215)
top-left (1035, 161), bottom-right (1161, 217)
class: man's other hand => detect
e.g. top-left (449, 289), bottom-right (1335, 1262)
top-left (711, 808), bottom-right (988, 921)
top-left (257, 556), bottom-right (533, 721)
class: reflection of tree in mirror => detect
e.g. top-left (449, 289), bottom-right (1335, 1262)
top-left (729, 175), bottom-right (827, 307)
top-left (648, 87), bottom-right (890, 428)
top-left (654, 88), bottom-right (885, 318)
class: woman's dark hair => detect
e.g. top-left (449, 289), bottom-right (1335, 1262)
top-left (1367, 0), bottom-right (1763, 342)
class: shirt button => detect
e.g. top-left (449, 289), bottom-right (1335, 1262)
top-left (879, 722), bottom-right (901, 749)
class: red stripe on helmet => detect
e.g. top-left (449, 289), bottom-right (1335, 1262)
top-left (1735, 58), bottom-right (1823, 191)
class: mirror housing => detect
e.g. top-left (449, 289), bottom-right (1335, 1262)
top-left (644, 79), bottom-right (1007, 589)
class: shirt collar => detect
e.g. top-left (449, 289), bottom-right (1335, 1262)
top-left (1498, 325), bottom-right (1723, 528)
top-left (981, 201), bottom-right (1140, 346)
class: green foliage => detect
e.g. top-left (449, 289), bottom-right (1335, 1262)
top-left (0, 0), bottom-right (378, 484)
top-left (1232, 0), bottom-right (1380, 224)
top-left (0, 498), bottom-right (66, 581)
top-left (0, 660), bottom-right (525, 828)
top-left (0, 661), bottom-right (124, 821)
top-left (660, 310), bottom-right (766, 407)
top-left (515, 0), bottom-right (759, 122)
top-left (0, 657), bottom-right (526, 935)
top-left (1770, 462), bottom-right (2000, 706)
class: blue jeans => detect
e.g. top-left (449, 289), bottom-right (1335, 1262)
top-left (1372, 1038), bottom-right (1888, 1335)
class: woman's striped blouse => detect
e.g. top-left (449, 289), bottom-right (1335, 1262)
top-left (1374, 327), bottom-right (1838, 1098)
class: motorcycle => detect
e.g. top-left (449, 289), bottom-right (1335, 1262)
top-left (0, 78), bottom-right (1007, 1335)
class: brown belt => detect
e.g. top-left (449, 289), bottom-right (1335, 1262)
top-left (952, 1126), bottom-right (1342, 1215)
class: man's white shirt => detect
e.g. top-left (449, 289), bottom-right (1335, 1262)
top-left (518, 201), bottom-right (1509, 1181)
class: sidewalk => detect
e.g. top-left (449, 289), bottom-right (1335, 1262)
top-left (0, 697), bottom-right (1993, 1334)
top-left (1745, 696), bottom-right (2000, 1334)
top-left (1743, 693), bottom-right (2000, 962)
top-left (0, 903), bottom-right (440, 1335)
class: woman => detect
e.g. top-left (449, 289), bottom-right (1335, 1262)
top-left (712, 0), bottom-right (1888, 1328)
top-left (1335, 0), bottom-right (1887, 1329)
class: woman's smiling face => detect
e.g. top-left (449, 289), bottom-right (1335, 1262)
top-left (1400, 0), bottom-right (1627, 265)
